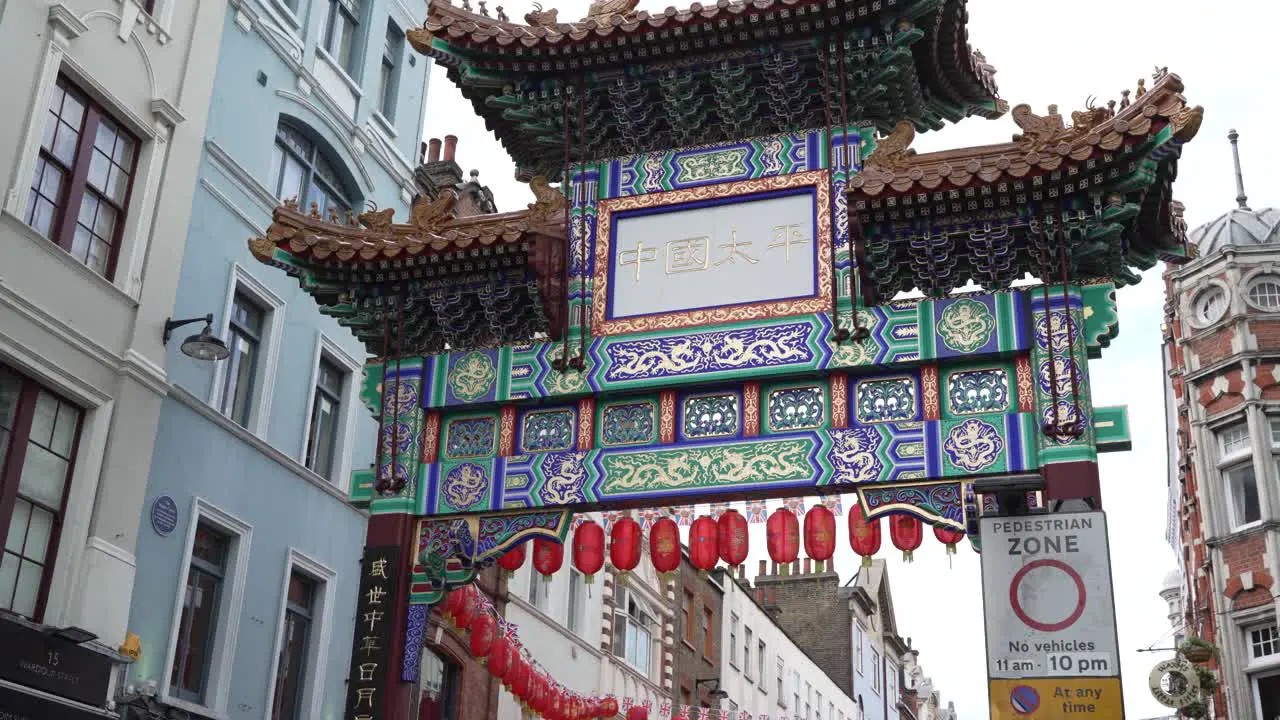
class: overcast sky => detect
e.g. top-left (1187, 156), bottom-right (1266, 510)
top-left (422, 0), bottom-right (1280, 716)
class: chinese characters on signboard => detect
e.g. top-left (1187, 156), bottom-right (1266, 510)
top-left (609, 191), bottom-right (817, 319)
top-left (345, 545), bottom-right (401, 720)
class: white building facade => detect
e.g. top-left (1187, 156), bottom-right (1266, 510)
top-left (0, 0), bottom-right (224, 716)
top-left (498, 516), bottom-right (672, 718)
top-left (718, 572), bottom-right (856, 720)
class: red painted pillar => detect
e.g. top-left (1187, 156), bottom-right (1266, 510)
top-left (369, 513), bottom-right (418, 719)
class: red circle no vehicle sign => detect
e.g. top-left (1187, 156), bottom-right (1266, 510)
top-left (1008, 559), bottom-right (1087, 632)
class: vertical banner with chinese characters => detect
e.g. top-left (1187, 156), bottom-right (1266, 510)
top-left (345, 545), bottom-right (401, 720)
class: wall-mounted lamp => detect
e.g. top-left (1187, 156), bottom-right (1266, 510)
top-left (163, 313), bottom-right (230, 361)
top-left (695, 678), bottom-right (729, 701)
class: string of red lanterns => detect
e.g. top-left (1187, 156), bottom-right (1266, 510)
top-left (436, 506), bottom-right (965, 719)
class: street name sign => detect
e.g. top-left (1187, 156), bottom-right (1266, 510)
top-left (980, 511), bottom-right (1124, 719)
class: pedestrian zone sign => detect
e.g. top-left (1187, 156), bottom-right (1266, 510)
top-left (980, 511), bottom-right (1124, 719)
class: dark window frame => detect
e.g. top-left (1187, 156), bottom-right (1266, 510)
top-left (378, 21), bottom-right (401, 120)
top-left (271, 571), bottom-right (317, 720)
top-left (320, 0), bottom-right (362, 74)
top-left (219, 292), bottom-right (265, 428)
top-left (25, 75), bottom-right (139, 281)
top-left (304, 357), bottom-right (344, 480)
top-left (0, 368), bottom-right (83, 623)
top-left (269, 123), bottom-right (352, 218)
top-left (170, 523), bottom-right (231, 703)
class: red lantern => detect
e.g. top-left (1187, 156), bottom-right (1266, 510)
top-left (533, 537), bottom-right (564, 578)
top-left (689, 516), bottom-right (719, 574)
top-left (511, 658), bottom-right (530, 700)
top-left (497, 545), bottom-right (526, 576)
top-left (848, 505), bottom-right (881, 568)
top-left (804, 504), bottom-right (836, 568)
top-left (443, 587), bottom-right (465, 623)
top-left (609, 516), bottom-right (642, 575)
top-left (717, 509), bottom-right (749, 568)
top-left (469, 611), bottom-right (496, 657)
top-left (602, 696), bottom-right (619, 717)
top-left (488, 634), bottom-right (512, 678)
top-left (890, 514), bottom-right (923, 561)
top-left (453, 587), bottom-right (477, 630)
top-left (627, 706), bottom-right (650, 720)
top-left (766, 507), bottom-right (800, 571)
top-left (933, 524), bottom-right (965, 555)
top-left (649, 517), bottom-right (681, 577)
top-left (573, 521), bottom-right (605, 583)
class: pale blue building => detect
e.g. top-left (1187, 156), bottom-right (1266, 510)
top-left (122, 1), bottom-right (428, 718)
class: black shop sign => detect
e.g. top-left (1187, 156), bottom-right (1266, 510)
top-left (0, 617), bottom-right (113, 707)
top-left (344, 545), bottom-right (401, 720)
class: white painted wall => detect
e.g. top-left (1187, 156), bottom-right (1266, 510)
top-left (0, 0), bottom-right (225, 655)
top-left (719, 576), bottom-right (855, 720)
top-left (496, 513), bottom-right (671, 717)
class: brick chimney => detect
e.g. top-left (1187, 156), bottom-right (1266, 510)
top-left (426, 138), bottom-right (442, 163)
top-left (443, 134), bottom-right (458, 162)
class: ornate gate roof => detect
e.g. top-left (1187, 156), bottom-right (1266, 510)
top-left (407, 0), bottom-right (1004, 179)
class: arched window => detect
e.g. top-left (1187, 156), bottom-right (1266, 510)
top-left (417, 647), bottom-right (459, 720)
top-left (269, 122), bottom-right (353, 217)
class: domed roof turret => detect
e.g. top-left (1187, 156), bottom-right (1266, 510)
top-left (1189, 129), bottom-right (1280, 256)
top-left (1161, 568), bottom-right (1181, 592)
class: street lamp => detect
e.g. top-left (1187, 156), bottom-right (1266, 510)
top-left (163, 313), bottom-right (230, 361)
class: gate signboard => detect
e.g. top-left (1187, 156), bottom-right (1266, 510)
top-left (980, 512), bottom-right (1125, 719)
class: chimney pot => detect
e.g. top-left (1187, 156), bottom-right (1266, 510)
top-left (427, 138), bottom-right (442, 163)
top-left (738, 564), bottom-right (745, 580)
top-left (759, 559), bottom-right (767, 578)
top-left (791, 559), bottom-right (800, 576)
top-left (443, 134), bottom-right (459, 162)
top-left (804, 558), bottom-right (812, 575)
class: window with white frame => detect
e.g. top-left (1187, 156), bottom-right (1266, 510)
top-left (730, 614), bottom-right (739, 667)
top-left (270, 122), bottom-right (353, 218)
top-left (566, 569), bottom-right (584, 635)
top-left (887, 660), bottom-right (899, 704)
top-left (816, 692), bottom-right (823, 720)
top-left (528, 567), bottom-right (548, 610)
top-left (758, 639), bottom-right (766, 689)
top-left (212, 268), bottom-right (284, 437)
top-left (1250, 623), bottom-right (1280, 660)
top-left (777, 658), bottom-right (785, 704)
top-left (856, 624), bottom-right (865, 675)
top-left (1192, 287), bottom-right (1227, 327)
top-left (1248, 277), bottom-right (1280, 311)
top-left (378, 21), bottom-right (403, 121)
top-left (268, 551), bottom-right (334, 720)
top-left (165, 501), bottom-right (251, 713)
top-left (220, 292), bottom-right (263, 427)
top-left (871, 650), bottom-right (881, 692)
top-left (1218, 421), bottom-right (1261, 529)
top-left (612, 589), bottom-right (654, 674)
top-left (804, 682), bottom-right (812, 720)
top-left (792, 670), bottom-right (800, 711)
top-left (270, 573), bottom-right (315, 719)
top-left (304, 358), bottom-right (344, 479)
top-left (320, 0), bottom-right (362, 73)
top-left (744, 626), bottom-right (753, 680)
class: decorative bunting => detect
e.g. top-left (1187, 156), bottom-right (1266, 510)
top-left (746, 500), bottom-right (768, 523)
top-left (823, 496), bottom-right (843, 516)
top-left (674, 506), bottom-right (696, 526)
top-left (784, 497), bottom-right (806, 517)
top-left (710, 502), bottom-right (730, 518)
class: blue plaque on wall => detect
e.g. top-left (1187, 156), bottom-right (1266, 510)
top-left (150, 496), bottom-right (178, 537)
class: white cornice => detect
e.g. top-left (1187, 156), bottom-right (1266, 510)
top-left (48, 3), bottom-right (89, 40)
top-left (204, 140), bottom-right (279, 215)
top-left (150, 97), bottom-right (186, 128)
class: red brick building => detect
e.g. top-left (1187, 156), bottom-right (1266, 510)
top-left (413, 566), bottom-right (507, 720)
top-left (1165, 129), bottom-right (1280, 719)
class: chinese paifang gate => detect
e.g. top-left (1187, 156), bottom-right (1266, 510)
top-left (247, 0), bottom-right (1203, 714)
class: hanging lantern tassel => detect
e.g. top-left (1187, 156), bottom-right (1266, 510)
top-left (933, 524), bottom-right (966, 568)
